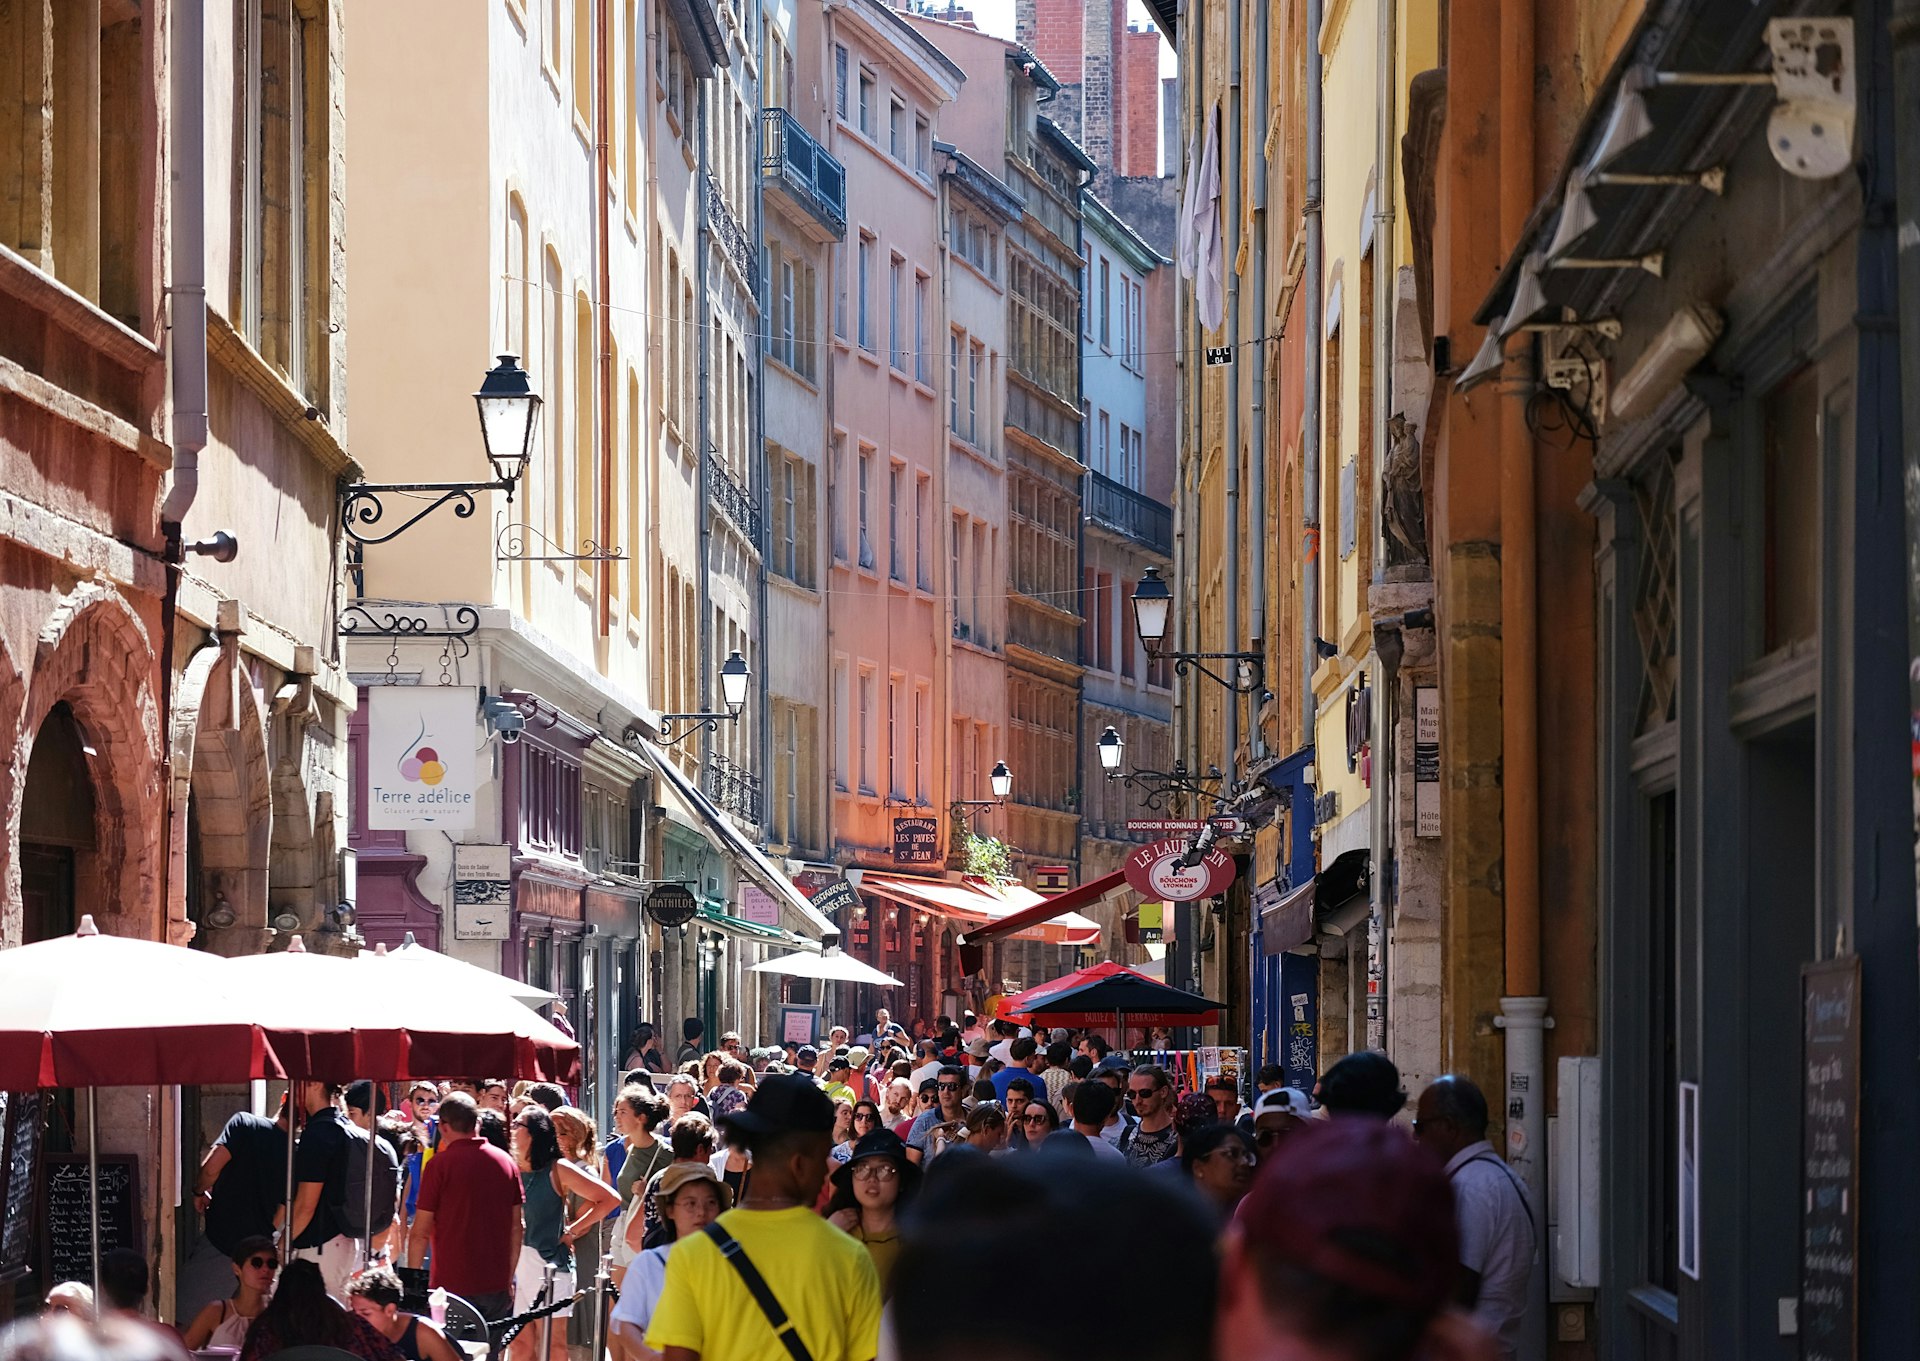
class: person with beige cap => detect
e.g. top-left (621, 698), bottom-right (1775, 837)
top-left (607, 1162), bottom-right (732, 1361)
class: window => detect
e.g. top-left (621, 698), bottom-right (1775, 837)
top-left (888, 460), bottom-right (905, 581)
top-left (949, 331), bottom-right (962, 434)
top-left (835, 44), bottom-right (849, 118)
top-left (623, 1), bottom-right (640, 212)
top-left (914, 273), bottom-right (930, 383)
top-left (857, 445), bottom-right (875, 569)
top-left (889, 100), bottom-right (906, 161)
top-left (833, 658), bottom-right (850, 789)
top-left (858, 667), bottom-right (877, 793)
top-left (505, 195), bottom-right (530, 361)
top-left (952, 513), bottom-right (970, 638)
top-left (968, 343), bottom-right (984, 446)
top-left (574, 291), bottom-right (594, 549)
top-left (857, 234), bottom-right (874, 350)
top-left (834, 239), bottom-right (848, 340)
top-left (1128, 427), bottom-right (1144, 490)
top-left (572, 0), bottom-right (591, 121)
top-left (1763, 364), bottom-right (1820, 650)
top-left (832, 431), bottom-right (849, 561)
top-left (1099, 258), bottom-right (1112, 348)
top-left (887, 674), bottom-right (903, 796)
top-left (888, 255), bottom-right (905, 370)
top-left (915, 473), bottom-right (931, 590)
top-left (858, 68), bottom-right (876, 137)
top-left (1120, 580), bottom-right (1137, 681)
top-left (769, 450), bottom-right (816, 588)
top-left (914, 683), bottom-right (931, 803)
top-left (543, 249), bottom-right (566, 541)
top-left (915, 114), bottom-right (932, 175)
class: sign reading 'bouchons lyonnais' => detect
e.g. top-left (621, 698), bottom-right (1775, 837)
top-left (1121, 838), bottom-right (1237, 902)
top-left (367, 686), bottom-right (478, 830)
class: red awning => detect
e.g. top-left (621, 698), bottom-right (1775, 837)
top-left (861, 873), bottom-right (1102, 946)
top-left (952, 869), bottom-right (1129, 946)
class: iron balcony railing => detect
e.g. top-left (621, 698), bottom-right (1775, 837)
top-left (704, 173), bottom-right (758, 291)
top-left (1084, 469), bottom-right (1173, 556)
top-left (707, 448), bottom-right (762, 545)
top-left (760, 108), bottom-right (847, 241)
top-left (707, 751), bottom-right (763, 824)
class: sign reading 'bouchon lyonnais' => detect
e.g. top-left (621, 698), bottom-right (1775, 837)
top-left (367, 687), bottom-right (478, 830)
top-left (1121, 838), bottom-right (1237, 902)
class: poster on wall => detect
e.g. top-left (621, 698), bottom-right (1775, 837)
top-left (1415, 686), bottom-right (1441, 837)
top-left (778, 1004), bottom-right (822, 1046)
top-left (367, 687), bottom-right (478, 829)
top-left (452, 844), bottom-right (512, 940)
top-left (739, 885), bottom-right (781, 927)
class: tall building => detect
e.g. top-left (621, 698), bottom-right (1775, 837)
top-left (344, 0), bottom-right (833, 1111)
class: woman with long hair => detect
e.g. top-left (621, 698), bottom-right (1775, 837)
top-left (606, 1164), bottom-right (730, 1361)
top-left (550, 1107), bottom-right (610, 1361)
top-left (605, 1086), bottom-right (671, 1288)
top-left (827, 1098), bottom-right (857, 1164)
top-left (183, 1235), bottom-right (276, 1350)
top-left (706, 1059), bottom-right (751, 1122)
top-left (239, 1259), bottom-right (402, 1361)
top-left (824, 1129), bottom-right (918, 1297)
top-left (832, 1100), bottom-right (880, 1164)
top-left (1015, 1099), bottom-right (1060, 1147)
top-left (1180, 1123), bottom-right (1258, 1216)
top-left (509, 1107), bottom-right (620, 1361)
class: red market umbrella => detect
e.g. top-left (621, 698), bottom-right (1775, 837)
top-left (1000, 960), bottom-right (1224, 1030)
top-left (352, 944), bottom-right (579, 1084)
top-left (0, 915), bottom-right (283, 1088)
top-left (225, 935), bottom-right (411, 1081)
top-left (0, 916), bottom-right (287, 1304)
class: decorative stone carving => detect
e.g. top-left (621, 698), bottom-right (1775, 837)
top-left (1382, 414), bottom-right (1430, 568)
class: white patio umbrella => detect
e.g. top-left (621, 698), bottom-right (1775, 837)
top-left (359, 932), bottom-right (559, 1007)
top-left (749, 947), bottom-right (903, 987)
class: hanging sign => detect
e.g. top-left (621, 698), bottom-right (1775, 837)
top-left (892, 817), bottom-right (941, 864)
top-left (1032, 864), bottom-right (1071, 894)
top-left (367, 687), bottom-right (478, 829)
top-left (739, 884), bottom-right (781, 927)
top-left (805, 878), bottom-right (861, 919)
top-left (1204, 346), bottom-right (1234, 366)
top-left (1122, 838), bottom-right (1236, 902)
top-left (646, 882), bottom-right (699, 929)
top-left (1125, 816), bottom-right (1246, 836)
top-left (452, 844), bottom-right (512, 940)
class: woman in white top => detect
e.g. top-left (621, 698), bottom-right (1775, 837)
top-left (182, 1235), bottom-right (276, 1351)
top-left (606, 1163), bottom-right (730, 1361)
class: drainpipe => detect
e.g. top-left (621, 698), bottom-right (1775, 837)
top-left (163, 0), bottom-right (208, 531)
top-left (695, 89), bottom-right (714, 769)
top-left (1496, 3), bottom-right (1547, 1354)
top-left (1301, 0), bottom-right (1323, 747)
top-left (1246, 0), bottom-right (1269, 761)
top-left (1366, 0), bottom-right (1397, 1056)
top-left (595, 0), bottom-right (613, 637)
top-left (1894, 0), bottom-right (1920, 939)
top-left (1221, 0), bottom-right (1242, 786)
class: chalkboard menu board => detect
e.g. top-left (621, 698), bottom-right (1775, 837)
top-left (1, 1092), bottom-right (41, 1283)
top-left (41, 1155), bottom-right (140, 1288)
top-left (1800, 955), bottom-right (1860, 1361)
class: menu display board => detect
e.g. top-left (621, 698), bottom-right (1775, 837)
top-left (41, 1154), bottom-right (140, 1289)
top-left (1, 1092), bottom-right (41, 1284)
top-left (1800, 955), bottom-right (1860, 1361)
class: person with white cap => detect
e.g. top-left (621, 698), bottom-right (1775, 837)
top-left (1250, 1086), bottom-right (1316, 1164)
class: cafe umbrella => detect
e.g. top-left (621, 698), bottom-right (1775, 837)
top-left (359, 933), bottom-right (559, 1007)
top-left (0, 916), bottom-right (287, 1306)
top-left (747, 947), bottom-right (904, 988)
top-left (997, 960), bottom-right (1223, 1040)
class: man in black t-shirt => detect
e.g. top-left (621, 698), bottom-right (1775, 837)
top-left (286, 1080), bottom-right (362, 1297)
top-left (184, 1099), bottom-right (291, 1318)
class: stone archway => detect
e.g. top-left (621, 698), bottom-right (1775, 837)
top-left (0, 626), bottom-right (25, 945)
top-left (16, 585), bottom-right (162, 939)
top-left (168, 641), bottom-right (274, 955)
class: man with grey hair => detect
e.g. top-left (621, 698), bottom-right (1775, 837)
top-left (1413, 1074), bottom-right (1537, 1359)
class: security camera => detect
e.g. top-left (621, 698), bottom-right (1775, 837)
top-left (495, 711), bottom-right (525, 744)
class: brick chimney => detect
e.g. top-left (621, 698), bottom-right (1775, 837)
top-left (1017, 0), bottom-right (1083, 77)
top-left (1119, 22), bottom-right (1162, 177)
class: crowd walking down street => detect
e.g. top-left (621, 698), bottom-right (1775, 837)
top-left (10, 1011), bottom-right (1537, 1361)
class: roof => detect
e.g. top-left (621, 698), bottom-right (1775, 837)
top-left (941, 146), bottom-right (1024, 221)
top-left (1037, 116), bottom-right (1098, 175)
top-left (1083, 191), bottom-right (1171, 271)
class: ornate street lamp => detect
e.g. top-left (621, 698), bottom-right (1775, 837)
top-left (1096, 726), bottom-right (1229, 811)
top-left (660, 650), bottom-right (753, 744)
top-left (339, 355), bottom-right (543, 546)
top-left (951, 762), bottom-right (1012, 824)
top-left (1128, 566), bottom-right (1265, 694)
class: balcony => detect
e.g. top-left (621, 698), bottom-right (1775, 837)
top-left (707, 448), bottom-right (762, 546)
top-left (1084, 470), bottom-right (1173, 557)
top-left (760, 108), bottom-right (846, 243)
top-left (707, 752), bottom-right (762, 825)
top-left (704, 174), bottom-right (759, 292)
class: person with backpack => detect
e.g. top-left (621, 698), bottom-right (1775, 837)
top-left (285, 1080), bottom-right (363, 1297)
top-left (644, 1074), bottom-right (881, 1361)
top-left (344, 1082), bottom-right (403, 1261)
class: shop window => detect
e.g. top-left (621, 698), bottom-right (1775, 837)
top-left (1762, 364), bottom-right (1820, 652)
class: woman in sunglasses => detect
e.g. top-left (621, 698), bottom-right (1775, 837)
top-left (825, 1129), bottom-right (920, 1297)
top-left (183, 1233), bottom-right (278, 1351)
top-left (1015, 1100), bottom-right (1060, 1146)
top-left (834, 1100), bottom-right (884, 1166)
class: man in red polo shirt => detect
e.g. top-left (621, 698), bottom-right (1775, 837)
top-left (407, 1092), bottom-right (524, 1319)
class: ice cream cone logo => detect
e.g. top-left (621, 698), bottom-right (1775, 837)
top-left (396, 717), bottom-right (446, 786)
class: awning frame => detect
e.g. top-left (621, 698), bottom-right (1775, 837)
top-left (951, 868), bottom-right (1128, 946)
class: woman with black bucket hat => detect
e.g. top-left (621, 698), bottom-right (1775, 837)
top-left (825, 1129), bottom-right (919, 1297)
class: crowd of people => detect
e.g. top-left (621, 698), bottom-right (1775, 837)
top-left (11, 1008), bottom-right (1539, 1361)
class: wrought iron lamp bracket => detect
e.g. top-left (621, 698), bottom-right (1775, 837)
top-left (1155, 649), bottom-right (1266, 695)
top-left (495, 522), bottom-right (627, 563)
top-left (658, 711), bottom-right (739, 746)
top-left (1107, 763), bottom-right (1230, 812)
top-left (338, 602), bottom-right (482, 641)
top-left (339, 479), bottom-right (513, 548)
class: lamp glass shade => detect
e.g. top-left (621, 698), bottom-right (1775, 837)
top-left (989, 761), bottom-right (1012, 800)
top-left (1097, 726), bottom-right (1124, 772)
top-left (1130, 567), bottom-right (1173, 648)
top-left (719, 649), bottom-right (751, 712)
top-left (475, 354), bottom-right (542, 484)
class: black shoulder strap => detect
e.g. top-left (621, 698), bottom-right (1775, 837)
top-left (703, 1223), bottom-right (815, 1361)
top-left (1455, 1151), bottom-right (1538, 1241)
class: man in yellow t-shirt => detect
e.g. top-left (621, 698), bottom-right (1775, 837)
top-left (646, 1074), bottom-right (881, 1361)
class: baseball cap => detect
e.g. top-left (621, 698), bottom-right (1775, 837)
top-left (717, 1073), bottom-right (837, 1139)
top-left (656, 1161), bottom-right (734, 1207)
top-left (967, 1038), bottom-right (991, 1059)
top-left (796, 1045), bottom-right (820, 1065)
top-left (1237, 1117), bottom-right (1458, 1312)
top-left (827, 1056), bottom-right (853, 1075)
top-left (1091, 1054), bottom-right (1132, 1078)
top-left (1318, 1051), bottom-right (1407, 1118)
top-left (1254, 1087), bottom-right (1316, 1120)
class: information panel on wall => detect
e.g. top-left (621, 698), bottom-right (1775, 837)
top-left (1800, 955), bottom-right (1860, 1361)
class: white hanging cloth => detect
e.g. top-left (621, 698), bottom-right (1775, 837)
top-left (1176, 104), bottom-right (1224, 332)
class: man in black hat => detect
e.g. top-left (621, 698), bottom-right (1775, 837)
top-left (645, 1075), bottom-right (882, 1361)
top-left (1317, 1050), bottom-right (1408, 1119)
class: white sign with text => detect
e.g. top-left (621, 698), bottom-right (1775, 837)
top-left (368, 686), bottom-right (479, 829)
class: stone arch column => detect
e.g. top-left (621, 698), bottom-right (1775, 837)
top-left (0, 628), bottom-right (26, 947)
top-left (168, 641), bottom-right (274, 955)
top-left (18, 585), bottom-right (162, 938)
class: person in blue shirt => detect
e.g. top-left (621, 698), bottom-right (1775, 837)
top-left (990, 1037), bottom-right (1049, 1105)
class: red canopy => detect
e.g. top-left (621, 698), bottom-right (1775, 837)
top-left (954, 870), bottom-right (1127, 947)
top-left (0, 917), bottom-right (283, 1088)
top-left (999, 960), bottom-right (1223, 1028)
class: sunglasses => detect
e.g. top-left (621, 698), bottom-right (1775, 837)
top-left (851, 1162), bottom-right (899, 1182)
top-left (1253, 1128), bottom-right (1288, 1147)
top-left (1021, 1113), bottom-right (1051, 1126)
top-left (853, 1112), bottom-right (878, 1123)
top-left (1126, 1088), bottom-right (1155, 1100)
top-left (936, 1082), bottom-right (963, 1091)
top-left (244, 1255), bottom-right (279, 1270)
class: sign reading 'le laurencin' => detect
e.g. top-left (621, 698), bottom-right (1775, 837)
top-left (367, 687), bottom-right (478, 830)
top-left (1121, 838), bottom-right (1237, 902)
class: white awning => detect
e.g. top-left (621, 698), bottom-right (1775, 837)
top-left (637, 743), bottom-right (838, 948)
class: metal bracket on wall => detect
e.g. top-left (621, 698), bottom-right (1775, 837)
top-left (337, 602), bottom-right (482, 641)
top-left (495, 522), bottom-right (627, 563)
